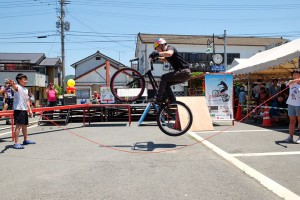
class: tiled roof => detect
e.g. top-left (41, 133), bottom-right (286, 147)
top-left (0, 53), bottom-right (45, 64)
top-left (138, 33), bottom-right (288, 46)
top-left (71, 50), bottom-right (125, 68)
top-left (39, 58), bottom-right (61, 66)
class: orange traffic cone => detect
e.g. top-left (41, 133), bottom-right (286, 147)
top-left (235, 103), bottom-right (242, 120)
top-left (262, 105), bottom-right (271, 127)
top-left (173, 110), bottom-right (181, 130)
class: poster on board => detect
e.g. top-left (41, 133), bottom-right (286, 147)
top-left (205, 74), bottom-right (234, 120)
top-left (100, 86), bottom-right (115, 104)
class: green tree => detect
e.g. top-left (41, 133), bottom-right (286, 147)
top-left (54, 84), bottom-right (62, 100)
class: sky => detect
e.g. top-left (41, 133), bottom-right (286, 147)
top-left (1, 0), bottom-right (300, 76)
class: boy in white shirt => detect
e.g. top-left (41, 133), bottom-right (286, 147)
top-left (8, 73), bottom-right (35, 149)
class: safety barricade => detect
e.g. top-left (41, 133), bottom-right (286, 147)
top-left (0, 111), bottom-right (14, 141)
top-left (0, 103), bottom-right (131, 141)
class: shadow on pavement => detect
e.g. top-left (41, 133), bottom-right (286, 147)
top-left (274, 140), bottom-right (298, 148)
top-left (0, 144), bottom-right (15, 153)
top-left (86, 123), bottom-right (128, 127)
top-left (101, 141), bottom-right (187, 151)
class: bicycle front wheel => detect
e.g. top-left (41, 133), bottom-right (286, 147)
top-left (156, 101), bottom-right (193, 137)
top-left (110, 68), bottom-right (145, 102)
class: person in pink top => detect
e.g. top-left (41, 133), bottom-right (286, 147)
top-left (46, 83), bottom-right (58, 107)
top-left (45, 83), bottom-right (58, 120)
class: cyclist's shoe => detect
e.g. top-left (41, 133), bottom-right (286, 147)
top-left (23, 140), bottom-right (36, 145)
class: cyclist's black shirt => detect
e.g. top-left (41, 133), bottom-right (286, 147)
top-left (218, 81), bottom-right (228, 91)
top-left (165, 45), bottom-right (190, 71)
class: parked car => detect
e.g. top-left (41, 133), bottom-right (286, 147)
top-left (0, 96), bottom-right (3, 110)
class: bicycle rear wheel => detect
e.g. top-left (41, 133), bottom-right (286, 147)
top-left (156, 101), bottom-right (193, 137)
top-left (110, 68), bottom-right (145, 102)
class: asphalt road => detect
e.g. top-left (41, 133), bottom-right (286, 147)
top-left (0, 119), bottom-right (299, 200)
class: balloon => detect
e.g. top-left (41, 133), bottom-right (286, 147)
top-left (67, 79), bottom-right (75, 87)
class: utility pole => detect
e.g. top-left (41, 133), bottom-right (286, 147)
top-left (212, 34), bottom-right (215, 54)
top-left (57, 0), bottom-right (70, 90)
top-left (60, 0), bottom-right (65, 89)
top-left (224, 30), bottom-right (227, 69)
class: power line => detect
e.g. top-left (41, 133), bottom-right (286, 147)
top-left (70, 1), bottom-right (300, 11)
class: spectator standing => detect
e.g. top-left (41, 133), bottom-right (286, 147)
top-left (0, 79), bottom-right (14, 124)
top-left (269, 79), bottom-right (281, 101)
top-left (238, 86), bottom-right (247, 106)
top-left (29, 90), bottom-right (36, 117)
top-left (8, 73), bottom-right (35, 149)
top-left (283, 69), bottom-right (300, 143)
top-left (252, 79), bottom-right (266, 104)
top-left (29, 90), bottom-right (35, 107)
top-left (45, 83), bottom-right (58, 119)
top-left (46, 83), bottom-right (58, 106)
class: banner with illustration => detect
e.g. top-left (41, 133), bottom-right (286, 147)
top-left (100, 86), bottom-right (115, 104)
top-left (205, 74), bottom-right (234, 120)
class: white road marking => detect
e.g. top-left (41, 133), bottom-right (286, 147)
top-left (196, 129), bottom-right (289, 134)
top-left (0, 124), bottom-right (38, 136)
top-left (189, 132), bottom-right (300, 200)
top-left (232, 151), bottom-right (300, 157)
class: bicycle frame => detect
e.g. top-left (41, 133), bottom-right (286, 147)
top-left (145, 69), bottom-right (159, 96)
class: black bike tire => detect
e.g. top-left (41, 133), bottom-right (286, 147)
top-left (156, 101), bottom-right (193, 137)
top-left (110, 68), bottom-right (146, 102)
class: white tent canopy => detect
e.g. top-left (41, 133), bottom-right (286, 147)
top-left (227, 58), bottom-right (248, 71)
top-left (228, 38), bottom-right (300, 76)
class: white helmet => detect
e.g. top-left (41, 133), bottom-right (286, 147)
top-left (153, 38), bottom-right (166, 49)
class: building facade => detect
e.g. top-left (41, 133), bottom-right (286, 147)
top-left (134, 33), bottom-right (288, 97)
top-left (0, 53), bottom-right (62, 107)
top-left (71, 51), bottom-right (126, 104)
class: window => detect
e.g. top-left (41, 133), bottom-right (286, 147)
top-left (179, 52), bottom-right (240, 65)
top-left (226, 53), bottom-right (240, 65)
top-left (96, 56), bottom-right (101, 60)
top-left (76, 89), bottom-right (90, 99)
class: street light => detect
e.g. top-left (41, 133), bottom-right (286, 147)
top-left (206, 34), bottom-right (215, 54)
top-left (217, 30), bottom-right (227, 69)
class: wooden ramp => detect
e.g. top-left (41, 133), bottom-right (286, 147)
top-left (177, 96), bottom-right (214, 131)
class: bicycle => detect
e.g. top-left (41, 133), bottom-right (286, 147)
top-left (110, 62), bottom-right (193, 136)
top-left (211, 89), bottom-right (230, 102)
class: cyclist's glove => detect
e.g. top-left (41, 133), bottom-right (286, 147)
top-left (149, 50), bottom-right (159, 60)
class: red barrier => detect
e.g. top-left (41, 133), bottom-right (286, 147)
top-left (0, 111), bottom-right (14, 141)
top-left (87, 104), bottom-right (131, 126)
top-left (0, 103), bottom-right (131, 140)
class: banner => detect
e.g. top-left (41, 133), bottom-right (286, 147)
top-left (100, 86), bottom-right (115, 104)
top-left (205, 74), bottom-right (233, 120)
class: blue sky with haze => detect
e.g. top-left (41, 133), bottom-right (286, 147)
top-left (1, 0), bottom-right (299, 75)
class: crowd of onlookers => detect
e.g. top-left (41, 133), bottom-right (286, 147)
top-left (234, 68), bottom-right (300, 144)
top-left (234, 78), bottom-right (289, 123)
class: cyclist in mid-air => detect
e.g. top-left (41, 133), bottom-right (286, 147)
top-left (149, 38), bottom-right (191, 103)
top-left (217, 80), bottom-right (228, 94)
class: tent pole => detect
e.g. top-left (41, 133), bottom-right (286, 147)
top-left (247, 73), bottom-right (251, 121)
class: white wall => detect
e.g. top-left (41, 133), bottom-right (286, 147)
top-left (75, 65), bottom-right (123, 85)
top-left (75, 58), bottom-right (105, 77)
